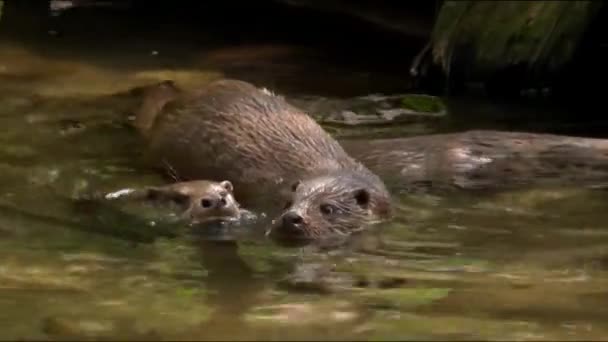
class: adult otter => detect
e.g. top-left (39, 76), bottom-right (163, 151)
top-left (132, 79), bottom-right (393, 247)
top-left (105, 180), bottom-right (242, 224)
top-left (341, 130), bottom-right (608, 193)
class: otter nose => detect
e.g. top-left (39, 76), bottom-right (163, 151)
top-left (282, 211), bottom-right (304, 228)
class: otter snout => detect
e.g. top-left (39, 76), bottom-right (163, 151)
top-left (281, 211), bottom-right (305, 231)
top-left (189, 188), bottom-right (241, 224)
top-left (267, 210), bottom-right (312, 247)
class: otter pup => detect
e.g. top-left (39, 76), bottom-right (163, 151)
top-left (105, 180), bottom-right (242, 224)
top-left (133, 79), bottom-right (392, 247)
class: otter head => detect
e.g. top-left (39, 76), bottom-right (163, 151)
top-left (146, 180), bottom-right (241, 224)
top-left (267, 172), bottom-right (392, 248)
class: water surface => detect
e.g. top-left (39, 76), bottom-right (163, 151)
top-left (1, 27), bottom-right (608, 341)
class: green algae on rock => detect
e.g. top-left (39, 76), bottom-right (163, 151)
top-left (358, 287), bottom-right (451, 311)
top-left (291, 93), bottom-right (447, 127)
top-left (288, 93), bottom-right (447, 140)
top-left (400, 94), bottom-right (446, 114)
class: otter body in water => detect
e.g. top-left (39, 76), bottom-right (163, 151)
top-left (342, 130), bottom-right (608, 193)
top-left (133, 79), bottom-right (392, 247)
top-left (105, 180), bottom-right (242, 224)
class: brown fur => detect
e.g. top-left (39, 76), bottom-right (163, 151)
top-left (341, 130), bottom-right (608, 193)
top-left (134, 79), bottom-right (393, 246)
top-left (131, 80), bottom-right (180, 138)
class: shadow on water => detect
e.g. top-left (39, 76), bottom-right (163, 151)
top-left (0, 1), bottom-right (428, 98)
top-left (191, 240), bottom-right (269, 340)
top-left (2, 2), bottom-right (608, 341)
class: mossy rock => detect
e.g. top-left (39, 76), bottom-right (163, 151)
top-left (358, 287), bottom-right (452, 310)
top-left (245, 300), bottom-right (362, 326)
top-left (289, 93), bottom-right (447, 132)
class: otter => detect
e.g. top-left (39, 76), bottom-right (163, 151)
top-left (341, 130), bottom-right (608, 193)
top-left (105, 180), bottom-right (242, 224)
top-left (132, 79), bottom-right (393, 247)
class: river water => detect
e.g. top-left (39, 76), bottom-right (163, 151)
top-left (1, 5), bottom-right (608, 341)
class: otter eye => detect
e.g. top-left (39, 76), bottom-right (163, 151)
top-left (201, 198), bottom-right (213, 208)
top-left (291, 180), bottom-right (301, 192)
top-left (320, 203), bottom-right (337, 215)
top-left (353, 188), bottom-right (370, 207)
top-left (283, 200), bottom-right (293, 210)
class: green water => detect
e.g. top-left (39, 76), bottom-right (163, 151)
top-left (2, 32), bottom-right (608, 341)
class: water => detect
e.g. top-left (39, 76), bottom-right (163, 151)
top-left (2, 12), bottom-right (608, 341)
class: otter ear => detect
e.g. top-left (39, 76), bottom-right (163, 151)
top-left (291, 180), bottom-right (302, 192)
top-left (220, 180), bottom-right (234, 193)
top-left (353, 188), bottom-right (371, 208)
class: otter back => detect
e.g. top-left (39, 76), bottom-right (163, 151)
top-left (342, 130), bottom-right (608, 193)
top-left (143, 80), bottom-right (367, 209)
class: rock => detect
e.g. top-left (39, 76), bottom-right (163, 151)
top-left (42, 316), bottom-right (115, 339)
top-left (246, 301), bottom-right (361, 326)
top-left (289, 93), bottom-right (447, 127)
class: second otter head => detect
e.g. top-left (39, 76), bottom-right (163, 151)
top-left (146, 180), bottom-right (241, 224)
top-left (267, 172), bottom-right (392, 248)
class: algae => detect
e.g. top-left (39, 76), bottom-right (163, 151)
top-left (359, 287), bottom-right (451, 310)
top-left (367, 312), bottom-right (545, 341)
top-left (431, 1), bottom-right (601, 74)
top-left (400, 94), bottom-right (446, 113)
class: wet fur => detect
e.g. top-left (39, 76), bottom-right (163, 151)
top-left (132, 82), bottom-right (608, 195)
top-left (133, 79), bottom-right (392, 245)
top-left (268, 170), bottom-right (390, 246)
top-left (105, 180), bottom-right (241, 223)
top-left (132, 80), bottom-right (181, 139)
top-left (141, 80), bottom-right (388, 210)
top-left (342, 130), bottom-right (608, 193)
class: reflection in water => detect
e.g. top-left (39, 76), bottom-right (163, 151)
top-left (193, 240), bottom-right (264, 339)
top-left (1, 7), bottom-right (608, 340)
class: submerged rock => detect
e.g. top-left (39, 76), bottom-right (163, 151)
top-left (0, 263), bottom-right (89, 292)
top-left (246, 300), bottom-right (361, 326)
top-left (42, 316), bottom-right (115, 339)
